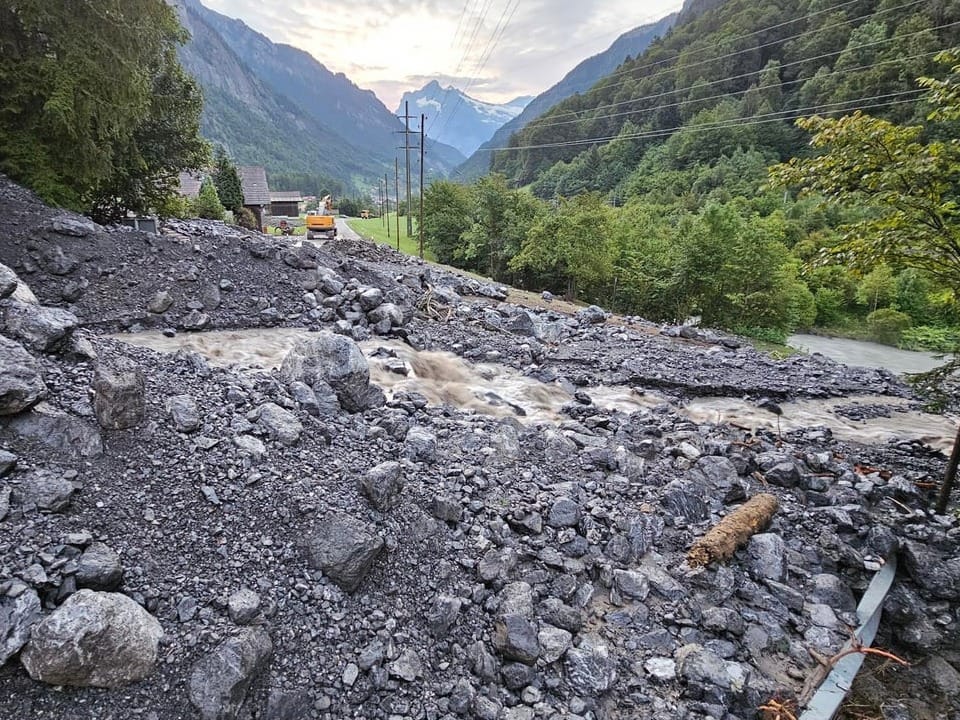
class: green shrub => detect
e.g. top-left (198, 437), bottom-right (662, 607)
top-left (866, 308), bottom-right (911, 345)
top-left (899, 325), bottom-right (960, 352)
top-left (235, 207), bottom-right (258, 230)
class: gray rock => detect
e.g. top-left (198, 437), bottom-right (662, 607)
top-left (4, 402), bottom-right (103, 457)
top-left (21, 590), bottom-right (163, 687)
top-left (538, 624), bottom-right (573, 663)
top-left (431, 494), bottom-right (462, 523)
top-left (661, 479), bottom-right (709, 522)
top-left (926, 656), bottom-right (960, 697)
top-left (426, 593), bottom-right (461, 637)
top-left (902, 540), bottom-right (960, 601)
top-left (0, 486), bottom-right (9, 521)
top-left (200, 283), bottom-right (221, 310)
top-left (388, 648), bottom-right (422, 681)
top-left (547, 497), bottom-right (581, 528)
top-left (147, 291), bottom-right (174, 314)
top-left (76, 542), bottom-right (123, 591)
top-left (507, 310), bottom-right (537, 337)
top-left (38, 244), bottom-right (79, 275)
top-left (264, 689), bottom-right (312, 720)
top-left (359, 461), bottom-right (404, 512)
top-left (449, 678), bottom-right (476, 714)
top-left (52, 216), bottom-right (98, 236)
top-left (565, 635), bottom-right (616, 694)
top-left (0, 262), bottom-right (17, 298)
top-left (499, 582), bottom-right (535, 618)
top-left (166, 394), bottom-right (200, 433)
top-left (676, 643), bottom-right (751, 700)
top-left (92, 357), bottom-right (146, 430)
top-left (288, 381), bottom-right (321, 416)
top-left (492, 615), bottom-right (540, 665)
top-left (280, 332), bottom-right (379, 412)
top-left (358, 287), bottom-right (384, 311)
top-left (575, 305), bottom-right (607, 324)
top-left (746, 533), bottom-right (787, 582)
top-left (254, 402), bottom-right (302, 445)
top-left (19, 471), bottom-right (75, 512)
top-left (0, 298), bottom-right (77, 352)
top-left (0, 581), bottom-right (41, 664)
top-left (227, 588), bottom-right (261, 625)
top-left (304, 516), bottom-right (385, 592)
top-left (233, 434), bottom-right (266, 461)
top-left (368, 301), bottom-right (404, 328)
top-left (613, 570), bottom-right (650, 600)
top-left (0, 335), bottom-right (46, 414)
top-left (645, 657), bottom-right (677, 683)
top-left (702, 606), bottom-right (745, 636)
top-left (180, 310), bottom-right (210, 331)
top-left (808, 573), bottom-right (857, 612)
top-left (188, 627), bottom-right (273, 720)
top-left (635, 561), bottom-right (686, 601)
top-left (404, 426), bottom-right (437, 463)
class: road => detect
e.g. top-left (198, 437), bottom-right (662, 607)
top-left (336, 217), bottom-right (361, 241)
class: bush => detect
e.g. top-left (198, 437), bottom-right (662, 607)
top-left (235, 207), bottom-right (258, 230)
top-left (191, 178), bottom-right (225, 220)
top-left (899, 325), bottom-right (960, 352)
top-left (866, 308), bottom-right (911, 345)
top-left (814, 287), bottom-right (846, 326)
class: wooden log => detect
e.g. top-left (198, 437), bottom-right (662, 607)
top-left (687, 493), bottom-right (779, 568)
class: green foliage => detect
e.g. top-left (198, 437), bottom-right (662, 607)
top-left (0, 0), bottom-right (208, 220)
top-left (235, 206), bottom-right (258, 230)
top-left (509, 193), bottom-right (615, 300)
top-left (422, 181), bottom-right (473, 265)
top-left (899, 325), bottom-right (960, 352)
top-left (191, 177), bottom-right (225, 220)
top-left (338, 198), bottom-right (360, 217)
top-left (212, 147), bottom-right (244, 211)
top-left (855, 264), bottom-right (897, 311)
top-left (866, 307), bottom-right (912, 344)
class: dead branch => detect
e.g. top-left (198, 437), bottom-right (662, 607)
top-left (686, 493), bottom-right (779, 568)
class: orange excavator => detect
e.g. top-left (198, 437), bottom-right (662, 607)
top-left (305, 195), bottom-right (337, 240)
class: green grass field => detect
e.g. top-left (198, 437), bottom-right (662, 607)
top-left (345, 213), bottom-right (435, 261)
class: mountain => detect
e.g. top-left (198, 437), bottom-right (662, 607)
top-left (491, 0), bottom-right (960, 192)
top-left (453, 12), bottom-right (677, 181)
top-left (396, 81), bottom-right (531, 158)
top-left (169, 0), bottom-right (463, 191)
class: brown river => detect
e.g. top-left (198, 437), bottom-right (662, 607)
top-left (112, 328), bottom-right (958, 454)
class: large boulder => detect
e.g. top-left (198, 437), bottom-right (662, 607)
top-left (189, 627), bottom-right (273, 720)
top-left (20, 590), bottom-right (163, 687)
top-left (92, 357), bottom-right (146, 430)
top-left (279, 332), bottom-right (380, 413)
top-left (0, 298), bottom-right (77, 352)
top-left (0, 336), bottom-right (46, 414)
top-left (0, 262), bottom-right (18, 298)
top-left (4, 402), bottom-right (103, 457)
top-left (304, 516), bottom-right (384, 592)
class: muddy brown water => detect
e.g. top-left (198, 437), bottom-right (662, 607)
top-left (112, 328), bottom-right (958, 454)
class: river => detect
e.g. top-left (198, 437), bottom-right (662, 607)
top-left (111, 328), bottom-right (958, 454)
top-left (787, 333), bottom-right (947, 375)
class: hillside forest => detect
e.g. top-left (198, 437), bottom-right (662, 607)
top-left (421, 0), bottom-right (960, 349)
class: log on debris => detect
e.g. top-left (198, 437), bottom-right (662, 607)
top-left (687, 492), bottom-right (779, 568)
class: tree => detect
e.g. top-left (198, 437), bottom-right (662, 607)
top-left (212, 147), bottom-right (244, 212)
top-left (510, 193), bottom-right (615, 301)
top-left (0, 0), bottom-right (208, 219)
top-left (192, 177), bottom-right (225, 220)
top-left (422, 180), bottom-right (472, 265)
top-left (770, 48), bottom-right (960, 513)
top-left (855, 264), bottom-right (897, 312)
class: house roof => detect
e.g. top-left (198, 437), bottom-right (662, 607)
top-left (177, 171), bottom-right (203, 199)
top-left (270, 191), bottom-right (303, 202)
top-left (238, 166), bottom-right (270, 206)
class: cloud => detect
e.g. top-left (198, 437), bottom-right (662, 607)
top-left (199, 0), bottom-right (682, 107)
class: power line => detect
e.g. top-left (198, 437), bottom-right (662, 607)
top-left (542, 0), bottom-right (931, 123)
top-left (487, 88), bottom-right (927, 152)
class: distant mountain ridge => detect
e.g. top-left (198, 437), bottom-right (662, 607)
top-left (453, 12), bottom-right (677, 180)
top-left (169, 0), bottom-right (464, 191)
top-left (397, 82), bottom-right (531, 157)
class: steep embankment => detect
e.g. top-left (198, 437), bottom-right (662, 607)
top-left (0, 175), bottom-right (958, 720)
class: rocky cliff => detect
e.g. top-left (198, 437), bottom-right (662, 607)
top-left (0, 175), bottom-right (958, 720)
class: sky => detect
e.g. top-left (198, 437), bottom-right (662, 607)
top-left (201, 0), bottom-right (685, 110)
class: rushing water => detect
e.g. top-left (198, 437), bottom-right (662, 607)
top-left (787, 333), bottom-right (946, 375)
top-left (113, 328), bottom-right (958, 453)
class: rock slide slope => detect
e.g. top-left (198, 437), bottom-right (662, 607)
top-left (0, 174), bottom-right (958, 719)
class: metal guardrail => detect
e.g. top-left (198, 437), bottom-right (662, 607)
top-left (798, 553), bottom-right (898, 720)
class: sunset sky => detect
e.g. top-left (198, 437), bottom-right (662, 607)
top-left (200, 0), bottom-right (684, 108)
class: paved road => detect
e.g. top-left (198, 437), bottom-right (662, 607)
top-left (336, 217), bottom-right (361, 241)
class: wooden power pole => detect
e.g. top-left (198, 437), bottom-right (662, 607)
top-left (404, 101), bottom-right (413, 237)
top-left (385, 172), bottom-right (390, 238)
top-left (394, 157), bottom-right (400, 251)
top-left (419, 113), bottom-right (425, 260)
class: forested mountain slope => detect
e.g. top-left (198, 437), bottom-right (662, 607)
top-left (492, 0), bottom-right (960, 195)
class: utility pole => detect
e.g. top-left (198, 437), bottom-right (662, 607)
top-left (404, 101), bottom-right (413, 237)
top-left (419, 113), bottom-right (425, 260)
top-left (394, 157), bottom-right (400, 251)
top-left (377, 181), bottom-right (383, 226)
top-left (385, 172), bottom-right (390, 238)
